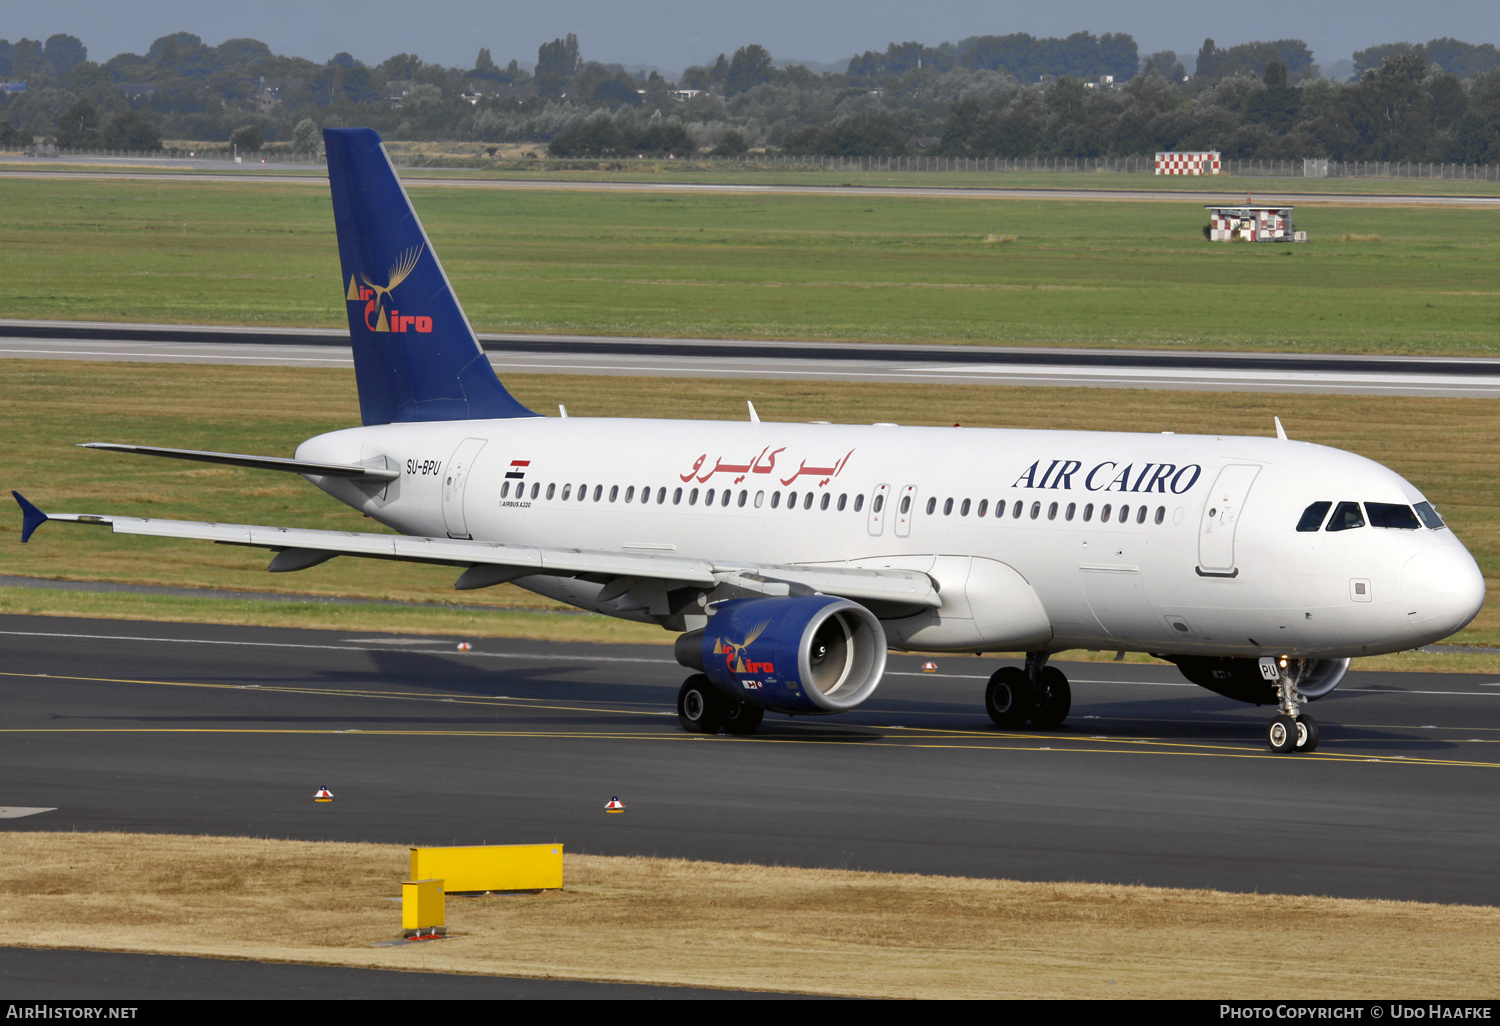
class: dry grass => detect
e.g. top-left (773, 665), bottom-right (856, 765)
top-left (1, 831), bottom-right (1497, 998)
top-left (1342, 233), bottom-right (1382, 242)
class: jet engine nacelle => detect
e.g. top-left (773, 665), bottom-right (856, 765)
top-left (1168, 655), bottom-right (1351, 705)
top-left (676, 596), bottom-right (887, 715)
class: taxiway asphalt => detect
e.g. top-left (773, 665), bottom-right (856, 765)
top-left (4, 320), bottom-right (1498, 397)
top-left (3, 613), bottom-right (1497, 907)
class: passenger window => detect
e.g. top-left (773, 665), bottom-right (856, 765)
top-left (944, 498), bottom-right (954, 516)
top-left (624, 486), bottom-right (635, 503)
top-left (673, 487), bottom-right (683, 505)
top-left (789, 491), bottom-right (799, 509)
top-left (1155, 505), bottom-right (1165, 525)
top-left (925, 497), bottom-right (935, 515)
top-left (593, 485), bottom-right (603, 501)
top-left (721, 489), bottom-right (732, 507)
top-left (704, 488), bottom-right (715, 505)
top-left (854, 494), bottom-right (864, 512)
top-left (1047, 501), bottom-right (1058, 521)
top-left (961, 499), bottom-right (971, 516)
top-left (561, 484), bottom-right (572, 501)
top-left (1066, 502), bottom-right (1076, 521)
top-left (1414, 501), bottom-right (1446, 530)
top-left (688, 487), bottom-right (698, 505)
top-left (1136, 505), bottom-right (1147, 524)
top-left (901, 495), bottom-right (912, 514)
top-left (1118, 504), bottom-right (1129, 523)
top-left (978, 499), bottom-right (989, 517)
top-left (771, 492), bottom-right (781, 509)
top-left (872, 494), bottom-right (883, 514)
top-left (1296, 501), bottom-right (1332, 532)
top-left (1029, 501), bottom-right (1040, 520)
top-left (1325, 501), bottom-right (1365, 532)
top-left (755, 491), bottom-right (765, 508)
top-left (803, 493), bottom-right (813, 510)
top-left (1101, 503), bottom-right (1112, 522)
top-left (546, 483), bottom-right (556, 500)
top-left (838, 494), bottom-right (847, 511)
top-left (501, 481), bottom-right (510, 499)
top-left (820, 493), bottom-right (831, 510)
top-left (1012, 500), bottom-right (1023, 518)
top-left (641, 485), bottom-right (651, 503)
top-left (530, 482), bottom-right (540, 500)
top-left (609, 485), bottom-right (619, 502)
top-left (1083, 503), bottom-right (1094, 522)
top-left (738, 490), bottom-right (748, 507)
top-left (1366, 502), bottom-right (1421, 530)
top-left (994, 500), bottom-right (1005, 519)
top-left (657, 487), bottom-right (667, 504)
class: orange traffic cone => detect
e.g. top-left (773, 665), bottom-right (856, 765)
top-left (314, 787), bottom-right (334, 802)
top-left (604, 796), bottom-right (625, 813)
top-left (456, 642), bottom-right (472, 652)
top-left (921, 661), bottom-right (938, 672)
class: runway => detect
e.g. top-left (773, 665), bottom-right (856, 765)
top-left (3, 164), bottom-right (1498, 206)
top-left (3, 613), bottom-right (1499, 908)
top-left (4, 319), bottom-right (1499, 397)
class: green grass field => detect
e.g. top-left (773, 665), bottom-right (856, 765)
top-left (2, 176), bottom-right (1500, 354)
top-left (3, 360), bottom-right (1498, 669)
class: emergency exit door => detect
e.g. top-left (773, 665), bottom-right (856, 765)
top-left (443, 437), bottom-right (488, 539)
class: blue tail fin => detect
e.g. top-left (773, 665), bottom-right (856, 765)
top-left (324, 128), bottom-right (537, 425)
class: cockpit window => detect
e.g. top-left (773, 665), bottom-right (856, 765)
top-left (1296, 501), bottom-right (1331, 532)
top-left (1414, 501), bottom-right (1447, 530)
top-left (1366, 502), bottom-right (1421, 530)
top-left (1325, 501), bottom-right (1365, 532)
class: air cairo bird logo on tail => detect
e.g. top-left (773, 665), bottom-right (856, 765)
top-left (715, 620), bottom-right (775, 675)
top-left (344, 245), bottom-right (433, 334)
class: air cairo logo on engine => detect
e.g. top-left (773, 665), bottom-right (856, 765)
top-left (344, 245), bottom-right (433, 334)
top-left (715, 621), bottom-right (775, 675)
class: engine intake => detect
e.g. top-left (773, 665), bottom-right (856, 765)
top-left (675, 596), bottom-right (887, 715)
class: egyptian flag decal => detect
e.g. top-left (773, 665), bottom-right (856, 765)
top-left (505, 460), bottom-right (530, 480)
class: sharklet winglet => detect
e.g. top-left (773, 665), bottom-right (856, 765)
top-left (11, 491), bottom-right (47, 543)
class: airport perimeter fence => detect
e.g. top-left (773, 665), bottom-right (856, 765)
top-left (7, 147), bottom-right (1500, 181)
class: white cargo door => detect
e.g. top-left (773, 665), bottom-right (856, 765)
top-left (442, 437), bottom-right (488, 539)
top-left (867, 484), bottom-right (890, 537)
top-left (1197, 464), bottom-right (1261, 576)
top-left (894, 484), bottom-right (918, 538)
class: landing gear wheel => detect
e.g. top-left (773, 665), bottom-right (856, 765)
top-left (1031, 666), bottom-right (1072, 729)
top-left (986, 667), bottom-right (1035, 729)
top-left (1268, 714), bottom-right (1299, 753)
top-left (1294, 714), bottom-right (1320, 753)
top-left (723, 700), bottom-right (764, 736)
top-left (677, 675), bottom-right (726, 734)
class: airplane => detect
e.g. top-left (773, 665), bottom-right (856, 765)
top-left (10, 128), bottom-right (1485, 754)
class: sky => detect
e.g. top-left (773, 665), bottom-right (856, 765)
top-left (2, 0), bottom-right (1497, 74)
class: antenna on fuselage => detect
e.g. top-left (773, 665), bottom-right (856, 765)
top-left (559, 405), bottom-right (568, 418)
top-left (1274, 416), bottom-right (1288, 441)
top-left (748, 401), bottom-right (760, 424)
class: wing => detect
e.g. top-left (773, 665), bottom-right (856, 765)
top-left (14, 499), bottom-right (940, 615)
top-left (77, 443), bottom-right (399, 482)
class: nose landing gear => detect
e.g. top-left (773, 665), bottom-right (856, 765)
top-left (1260, 657), bottom-right (1319, 754)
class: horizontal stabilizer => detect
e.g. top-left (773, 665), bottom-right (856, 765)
top-left (79, 443), bottom-right (399, 482)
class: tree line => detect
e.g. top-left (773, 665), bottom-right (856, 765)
top-left (1, 30), bottom-right (1498, 164)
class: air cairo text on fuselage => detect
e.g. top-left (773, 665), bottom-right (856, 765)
top-left (1012, 459), bottom-right (1203, 494)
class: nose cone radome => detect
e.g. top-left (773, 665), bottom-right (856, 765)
top-left (1402, 545), bottom-right (1486, 641)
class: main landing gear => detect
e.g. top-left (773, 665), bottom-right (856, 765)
top-left (986, 653), bottom-right (1072, 730)
top-left (1260, 657), bottom-right (1319, 754)
top-left (677, 675), bottom-right (764, 736)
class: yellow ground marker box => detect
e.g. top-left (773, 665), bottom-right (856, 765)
top-left (401, 878), bottom-right (445, 935)
top-left (409, 843), bottom-right (563, 893)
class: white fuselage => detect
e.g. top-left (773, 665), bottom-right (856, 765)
top-left (297, 417), bottom-right (1484, 659)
